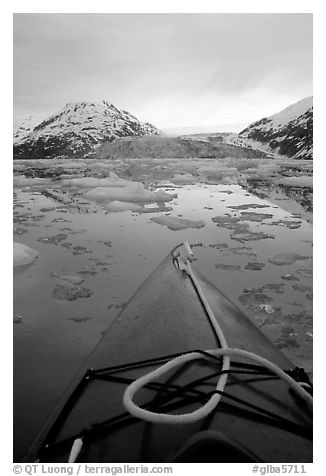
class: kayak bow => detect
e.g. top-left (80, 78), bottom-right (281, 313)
top-left (23, 242), bottom-right (313, 463)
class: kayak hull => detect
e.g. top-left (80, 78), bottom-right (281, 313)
top-left (23, 245), bottom-right (312, 463)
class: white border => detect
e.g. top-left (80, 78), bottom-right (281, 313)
top-left (3, 1), bottom-right (324, 473)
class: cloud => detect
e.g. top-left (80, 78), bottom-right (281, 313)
top-left (13, 13), bottom-right (312, 129)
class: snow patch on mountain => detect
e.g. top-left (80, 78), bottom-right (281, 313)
top-left (13, 115), bottom-right (39, 143)
top-left (237, 97), bottom-right (313, 160)
top-left (13, 101), bottom-right (162, 159)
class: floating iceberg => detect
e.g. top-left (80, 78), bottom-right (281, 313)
top-left (13, 176), bottom-right (50, 187)
top-left (13, 242), bottom-right (39, 268)
top-left (151, 215), bottom-right (205, 231)
top-left (63, 172), bottom-right (127, 188)
top-left (268, 253), bottom-right (309, 266)
top-left (105, 201), bottom-right (142, 212)
top-left (84, 181), bottom-right (176, 204)
top-left (171, 173), bottom-right (197, 185)
top-left (278, 176), bottom-right (313, 188)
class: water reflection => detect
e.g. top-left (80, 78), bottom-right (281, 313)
top-left (13, 166), bottom-right (312, 460)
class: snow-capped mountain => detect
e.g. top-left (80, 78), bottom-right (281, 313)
top-left (13, 115), bottom-right (38, 143)
top-left (13, 101), bottom-right (162, 159)
top-left (238, 97), bottom-right (313, 160)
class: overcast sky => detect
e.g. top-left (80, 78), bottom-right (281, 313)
top-left (13, 13), bottom-right (312, 132)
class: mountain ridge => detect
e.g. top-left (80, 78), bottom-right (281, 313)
top-left (13, 100), bottom-right (162, 160)
top-left (13, 96), bottom-right (313, 161)
top-left (238, 96), bottom-right (313, 160)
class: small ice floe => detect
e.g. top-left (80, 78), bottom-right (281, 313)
top-left (93, 260), bottom-right (109, 266)
top-left (14, 212), bottom-right (32, 224)
top-left (240, 283), bottom-right (285, 310)
top-left (151, 215), bottom-right (205, 231)
top-left (72, 245), bottom-right (93, 256)
top-left (13, 227), bottom-right (28, 235)
top-left (239, 289), bottom-right (272, 307)
top-left (52, 284), bottom-right (93, 301)
top-left (84, 181), bottom-right (175, 204)
top-left (212, 216), bottom-right (242, 229)
top-left (77, 268), bottom-right (98, 276)
top-left (135, 204), bottom-right (173, 215)
top-left (268, 253), bottom-right (309, 266)
top-left (37, 233), bottom-right (68, 245)
top-left (259, 304), bottom-right (275, 314)
top-left (13, 242), bottom-right (39, 268)
top-left (50, 272), bottom-right (85, 285)
top-left (214, 263), bottom-right (242, 271)
top-left (229, 246), bottom-right (255, 257)
top-left (245, 262), bottom-right (266, 270)
top-left (230, 229), bottom-right (275, 242)
top-left (283, 309), bottom-right (312, 326)
top-left (227, 203), bottom-right (268, 210)
top-left (63, 172), bottom-right (127, 188)
top-left (39, 207), bottom-right (57, 212)
top-left (64, 172), bottom-right (177, 204)
top-left (274, 325), bottom-right (300, 350)
top-left (270, 219), bottom-right (302, 229)
top-left (209, 243), bottom-right (229, 250)
top-left (281, 274), bottom-right (299, 281)
top-left (212, 216), bottom-right (273, 240)
top-left (59, 227), bottom-right (86, 235)
top-left (240, 211), bottom-right (274, 222)
top-left (13, 176), bottom-right (50, 187)
top-left (68, 316), bottom-right (93, 323)
top-left (238, 288), bottom-right (282, 325)
top-left (256, 283), bottom-right (285, 294)
top-left (278, 176), bottom-right (313, 188)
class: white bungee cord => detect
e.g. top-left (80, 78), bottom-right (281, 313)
top-left (69, 242), bottom-right (312, 463)
top-left (123, 242), bottom-right (312, 424)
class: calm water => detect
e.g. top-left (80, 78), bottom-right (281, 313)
top-left (13, 174), bottom-right (312, 460)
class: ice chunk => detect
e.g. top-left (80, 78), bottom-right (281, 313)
top-left (52, 285), bottom-right (93, 301)
top-left (212, 216), bottom-right (242, 228)
top-left (84, 181), bottom-right (175, 204)
top-left (268, 253), bottom-right (309, 266)
top-left (105, 201), bottom-right (142, 212)
top-left (227, 203), bottom-right (268, 210)
top-left (151, 215), bottom-right (205, 231)
top-left (245, 262), bottom-right (266, 270)
top-left (13, 242), bottom-right (39, 268)
top-left (50, 272), bottom-right (85, 285)
top-left (214, 263), bottom-right (242, 271)
top-left (240, 212), bottom-right (274, 222)
top-left (63, 172), bottom-right (127, 188)
top-left (281, 274), bottom-right (299, 281)
top-left (278, 176), bottom-right (313, 188)
top-left (231, 230), bottom-right (275, 242)
top-left (171, 173), bottom-right (197, 184)
top-left (13, 176), bottom-right (50, 187)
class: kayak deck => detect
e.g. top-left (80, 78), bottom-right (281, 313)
top-left (24, 244), bottom-right (312, 463)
